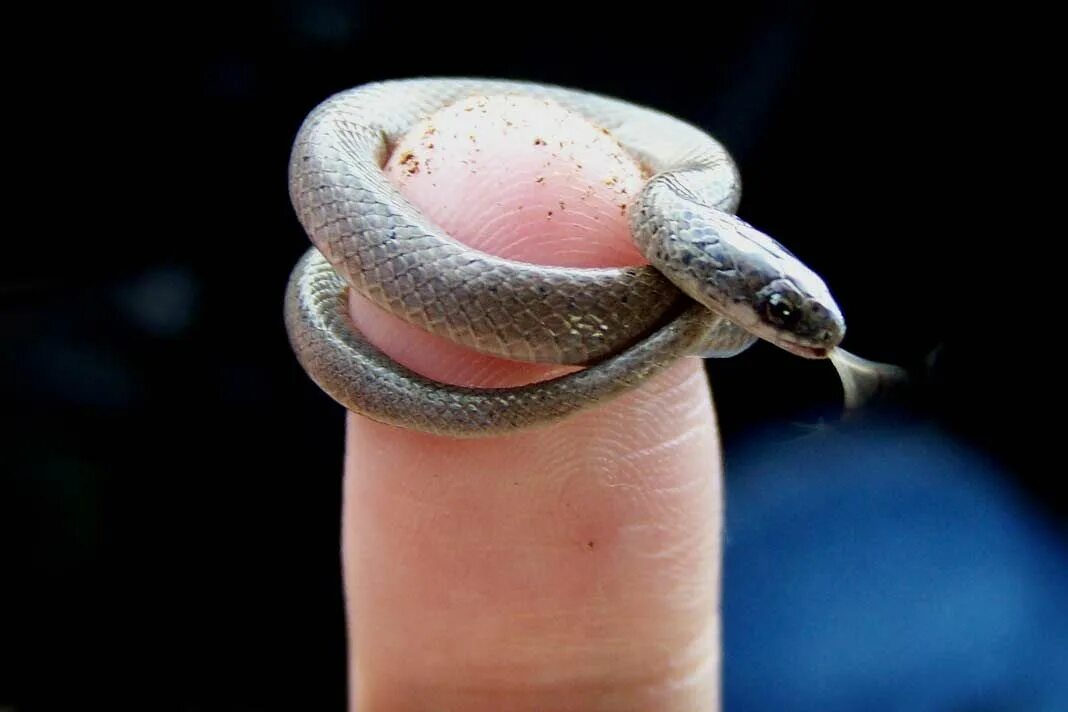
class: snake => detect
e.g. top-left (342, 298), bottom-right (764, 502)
top-left (284, 78), bottom-right (850, 437)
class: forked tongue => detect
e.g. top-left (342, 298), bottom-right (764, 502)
top-left (829, 348), bottom-right (912, 410)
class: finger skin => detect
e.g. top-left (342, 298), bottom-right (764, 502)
top-left (342, 95), bottom-right (723, 711)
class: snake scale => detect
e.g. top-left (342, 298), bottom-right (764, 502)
top-left (284, 78), bottom-right (852, 437)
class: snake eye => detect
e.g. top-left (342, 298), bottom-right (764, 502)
top-left (762, 293), bottom-right (801, 329)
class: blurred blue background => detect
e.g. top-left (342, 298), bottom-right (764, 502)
top-left (2, 1), bottom-right (1056, 709)
top-left (723, 415), bottom-right (1067, 711)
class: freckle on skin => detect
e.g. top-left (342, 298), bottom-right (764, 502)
top-left (381, 94), bottom-right (646, 268)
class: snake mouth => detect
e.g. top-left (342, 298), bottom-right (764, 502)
top-left (777, 339), bottom-right (829, 360)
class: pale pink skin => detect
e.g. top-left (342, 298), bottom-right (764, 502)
top-left (343, 96), bottom-right (723, 711)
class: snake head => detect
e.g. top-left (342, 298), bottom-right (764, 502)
top-left (698, 219), bottom-right (845, 359)
top-left (632, 176), bottom-right (846, 359)
top-left (748, 277), bottom-right (845, 359)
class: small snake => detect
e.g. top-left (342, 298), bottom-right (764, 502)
top-left (284, 78), bottom-right (848, 437)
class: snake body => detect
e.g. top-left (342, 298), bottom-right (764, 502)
top-left (285, 78), bottom-right (846, 436)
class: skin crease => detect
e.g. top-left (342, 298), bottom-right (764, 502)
top-left (342, 96), bottom-right (723, 711)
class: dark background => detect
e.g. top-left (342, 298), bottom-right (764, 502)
top-left (3, 2), bottom-right (1062, 709)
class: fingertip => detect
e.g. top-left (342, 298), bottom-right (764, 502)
top-left (347, 93), bottom-right (647, 392)
top-left (341, 90), bottom-right (723, 708)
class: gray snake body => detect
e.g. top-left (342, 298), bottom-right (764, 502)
top-left (285, 78), bottom-right (847, 436)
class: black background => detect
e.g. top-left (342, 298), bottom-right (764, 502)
top-left (2, 1), bottom-right (1057, 709)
